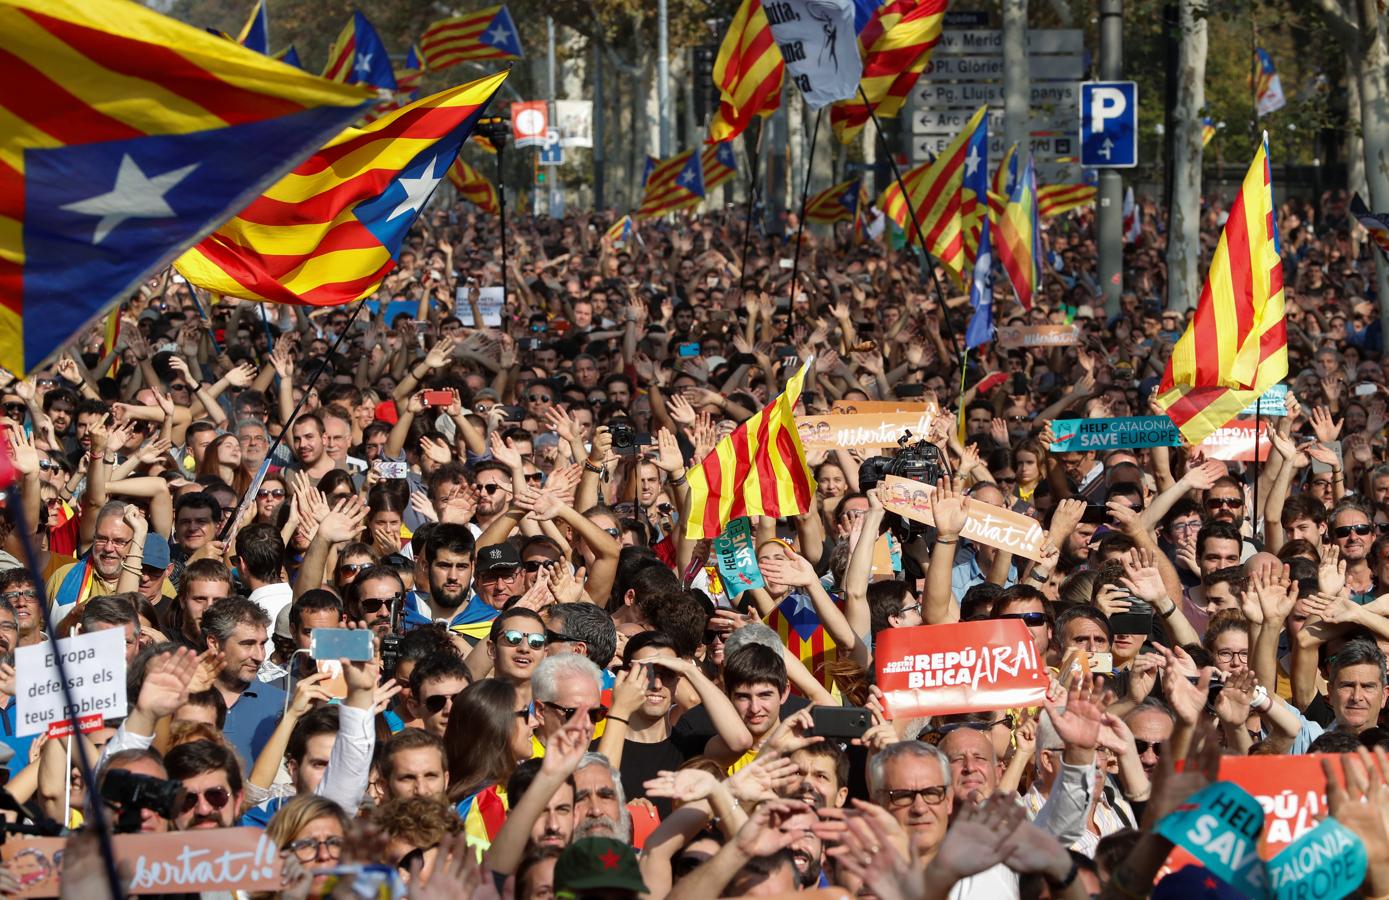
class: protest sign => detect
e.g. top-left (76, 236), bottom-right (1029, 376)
top-left (871, 533), bottom-right (897, 576)
top-left (795, 412), bottom-right (934, 450)
top-left (713, 517), bottom-right (763, 598)
top-left (16, 628), bottom-right (126, 737)
top-left (1156, 782), bottom-right (1269, 897)
top-left (995, 324), bottom-right (1080, 348)
top-left (455, 286), bottom-right (504, 326)
top-left (1049, 416), bottom-right (1181, 452)
top-left (875, 619), bottom-right (1047, 717)
top-left (1241, 384), bottom-right (1289, 417)
top-left (1266, 818), bottom-right (1365, 900)
top-left (830, 400), bottom-right (935, 415)
top-left (881, 474), bottom-right (1048, 561)
top-left (1197, 420), bottom-right (1270, 461)
top-left (0, 827), bottom-right (282, 898)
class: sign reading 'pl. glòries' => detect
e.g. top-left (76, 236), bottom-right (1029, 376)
top-left (1049, 416), bottom-right (1181, 452)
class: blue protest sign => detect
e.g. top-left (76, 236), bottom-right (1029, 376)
top-left (1156, 782), bottom-right (1268, 898)
top-left (1049, 416), bottom-right (1181, 452)
top-left (713, 517), bottom-right (764, 598)
top-left (1241, 385), bottom-right (1289, 417)
top-left (1267, 818), bottom-right (1366, 900)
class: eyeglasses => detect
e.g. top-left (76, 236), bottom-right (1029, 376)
top-left (1134, 739), bottom-right (1163, 755)
top-left (2, 403), bottom-right (26, 417)
top-left (338, 562), bottom-right (372, 576)
top-left (286, 836), bottom-right (344, 862)
top-left (1215, 648), bottom-right (1249, 664)
top-left (498, 629), bottom-right (546, 650)
top-left (38, 459), bottom-right (58, 471)
top-left (999, 612), bottom-right (1048, 627)
top-left (527, 394), bottom-right (553, 403)
top-left (900, 601), bottom-right (923, 616)
top-left (1, 589), bottom-right (37, 604)
top-left (257, 488), bottom-right (286, 500)
top-left (359, 594), bottom-right (400, 615)
top-left (92, 534), bottom-right (133, 549)
top-left (1205, 497), bottom-right (1242, 509)
top-left (1377, 523), bottom-right (1389, 535)
top-left (539, 700), bottom-right (608, 725)
top-left (1168, 521), bottom-right (1202, 533)
top-left (479, 483), bottom-right (509, 495)
top-left (422, 690), bottom-right (462, 714)
top-left (1335, 524), bottom-right (1375, 538)
top-left (179, 785), bottom-right (231, 814)
top-left (882, 785), bottom-right (948, 808)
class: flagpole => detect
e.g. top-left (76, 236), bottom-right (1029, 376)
top-left (860, 87), bottom-right (960, 351)
top-left (738, 121), bottom-right (768, 296)
top-left (1253, 401), bottom-right (1262, 536)
top-left (787, 108), bottom-right (824, 337)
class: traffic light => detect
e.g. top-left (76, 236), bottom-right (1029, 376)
top-left (534, 153), bottom-right (545, 185)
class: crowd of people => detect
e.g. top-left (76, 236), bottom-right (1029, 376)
top-left (1, 179), bottom-right (1388, 900)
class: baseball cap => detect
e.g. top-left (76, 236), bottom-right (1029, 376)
top-left (475, 543), bottom-right (520, 574)
top-left (554, 837), bottom-right (648, 896)
top-left (141, 534), bottom-right (171, 571)
top-left (1153, 865), bottom-right (1243, 900)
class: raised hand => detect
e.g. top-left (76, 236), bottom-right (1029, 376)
top-left (317, 495), bottom-right (367, 544)
top-left (1044, 675), bottom-right (1111, 756)
top-left (1214, 669), bottom-right (1256, 724)
top-left (927, 480), bottom-right (967, 539)
top-left (933, 792), bottom-right (1026, 884)
top-left (643, 768), bottom-right (720, 803)
top-left (758, 550), bottom-right (819, 588)
top-left (1119, 548), bottom-right (1166, 605)
top-left (726, 751), bottom-right (800, 804)
top-left (1318, 543), bottom-right (1348, 596)
top-left (488, 431), bottom-right (522, 470)
top-left (135, 648), bottom-right (200, 719)
top-left (654, 428), bottom-right (684, 475)
top-left (1310, 405), bottom-right (1344, 444)
top-left (733, 799), bottom-right (818, 859)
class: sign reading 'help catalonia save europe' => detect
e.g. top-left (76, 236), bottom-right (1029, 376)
top-left (1049, 415), bottom-right (1181, 452)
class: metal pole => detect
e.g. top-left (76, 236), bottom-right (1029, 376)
top-left (1001, 0), bottom-right (1029, 156)
top-left (738, 121), bottom-right (767, 295)
top-left (657, 0), bottom-right (671, 157)
top-left (1097, 0), bottom-right (1124, 320)
top-left (787, 108), bottom-right (824, 335)
top-left (497, 143), bottom-right (510, 304)
top-left (546, 17), bottom-right (556, 102)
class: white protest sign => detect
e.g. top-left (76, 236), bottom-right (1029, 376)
top-left (764, 0), bottom-right (862, 108)
top-left (555, 100), bottom-right (593, 148)
top-left (455, 285), bottom-right (505, 327)
top-left (881, 475), bottom-right (1048, 561)
top-left (16, 628), bottom-right (127, 736)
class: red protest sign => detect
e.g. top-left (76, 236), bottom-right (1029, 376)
top-left (1197, 419), bottom-right (1270, 461)
top-left (875, 620), bottom-right (1047, 718)
top-left (510, 100), bottom-right (549, 148)
top-left (45, 713), bottom-right (104, 739)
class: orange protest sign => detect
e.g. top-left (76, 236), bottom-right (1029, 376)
top-left (881, 475), bottom-right (1047, 561)
top-left (995, 324), bottom-right (1080, 348)
top-left (871, 534), bottom-right (894, 576)
top-left (1197, 419), bottom-right (1270, 461)
top-left (830, 400), bottom-right (934, 415)
top-left (876, 619), bottom-right (1048, 718)
top-left (1, 827), bottom-right (282, 898)
top-left (795, 412), bottom-right (934, 450)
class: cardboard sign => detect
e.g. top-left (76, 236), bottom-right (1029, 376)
top-left (871, 533), bottom-right (896, 576)
top-left (0, 827), bottom-right (282, 898)
top-left (1049, 416), bottom-right (1181, 451)
top-left (1197, 420), bottom-right (1271, 461)
top-left (829, 400), bottom-right (935, 415)
top-left (455, 286), bottom-right (505, 327)
top-left (881, 475), bottom-right (1047, 561)
top-left (1156, 782), bottom-right (1268, 897)
top-left (796, 412), bottom-right (934, 450)
top-left (876, 619), bottom-right (1047, 717)
top-left (995, 324), bottom-right (1080, 348)
top-left (16, 629), bottom-right (126, 737)
top-left (1241, 384), bottom-right (1289, 418)
top-left (713, 517), bottom-right (764, 598)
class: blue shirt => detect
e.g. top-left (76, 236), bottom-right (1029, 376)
top-left (0, 703), bottom-right (38, 766)
top-left (223, 682), bottom-right (287, 773)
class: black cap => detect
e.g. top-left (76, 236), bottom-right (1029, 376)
top-left (475, 543), bottom-right (520, 573)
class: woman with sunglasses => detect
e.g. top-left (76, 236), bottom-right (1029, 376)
top-left (333, 541), bottom-right (379, 592)
top-left (443, 678), bottom-right (538, 823)
top-left (253, 474), bottom-right (289, 525)
top-left (264, 795), bottom-right (351, 889)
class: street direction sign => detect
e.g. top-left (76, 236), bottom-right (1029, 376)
top-left (922, 55), bottom-right (1086, 81)
top-left (912, 81), bottom-right (1079, 109)
top-left (934, 29), bottom-right (1084, 55)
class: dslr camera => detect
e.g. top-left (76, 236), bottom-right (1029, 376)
top-left (102, 768), bottom-right (185, 833)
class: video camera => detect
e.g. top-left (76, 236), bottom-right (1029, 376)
top-left (858, 433), bottom-right (946, 541)
top-left (101, 768), bottom-right (185, 834)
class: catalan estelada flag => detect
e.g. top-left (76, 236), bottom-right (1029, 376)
top-left (1352, 194), bottom-right (1389, 258)
top-left (1201, 117), bottom-right (1216, 148)
top-left (1253, 48), bottom-right (1286, 117)
top-left (175, 72), bottom-right (507, 307)
top-left (959, 115), bottom-right (990, 273)
top-left (804, 178), bottom-right (863, 225)
top-left (708, 0), bottom-right (783, 143)
top-left (604, 215), bottom-right (636, 246)
top-left (995, 153), bottom-right (1041, 311)
top-left (702, 142), bottom-right (737, 192)
top-left (447, 158), bottom-right (499, 215)
top-left (277, 45), bottom-right (302, 69)
top-left (766, 589), bottom-right (841, 696)
top-left (637, 148), bottom-right (705, 219)
top-left (987, 141), bottom-right (1017, 224)
top-left (397, 45), bottom-right (425, 100)
top-left (830, 0), bottom-right (947, 144)
top-left (1037, 183), bottom-right (1096, 218)
top-left (0, 0), bottom-right (374, 375)
top-left (685, 359), bottom-right (816, 539)
top-left (1155, 136), bottom-right (1288, 444)
top-left (237, 0), bottom-right (268, 55)
top-left (421, 5), bottom-right (523, 71)
top-left (323, 10), bottom-right (396, 90)
top-left (877, 105), bottom-right (985, 284)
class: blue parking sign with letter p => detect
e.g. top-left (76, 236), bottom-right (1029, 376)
top-left (1080, 81), bottom-right (1137, 168)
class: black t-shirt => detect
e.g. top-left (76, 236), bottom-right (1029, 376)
top-left (610, 738), bottom-right (687, 819)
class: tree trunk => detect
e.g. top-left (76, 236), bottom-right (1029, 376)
top-left (1354, 0), bottom-right (1389, 347)
top-left (1165, 0), bottom-right (1207, 311)
top-left (1001, 0), bottom-right (1030, 158)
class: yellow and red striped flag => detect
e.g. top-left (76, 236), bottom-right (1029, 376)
top-left (702, 141), bottom-right (738, 191)
top-left (637, 148), bottom-right (706, 219)
top-left (175, 71), bottom-right (508, 306)
top-left (708, 0), bottom-right (783, 143)
top-left (1201, 117), bottom-right (1217, 148)
top-left (804, 178), bottom-right (865, 225)
top-left (1037, 183), bottom-right (1097, 218)
top-left (421, 5), bottom-right (523, 71)
top-left (1155, 136), bottom-right (1288, 444)
top-left (1352, 194), bottom-right (1389, 258)
top-left (987, 142), bottom-right (1018, 223)
top-left (685, 359), bottom-right (817, 538)
top-left (604, 215), bottom-right (637, 246)
top-left (877, 105), bottom-right (986, 284)
top-left (995, 154), bottom-right (1041, 311)
top-left (447, 158), bottom-right (499, 215)
top-left (830, 0), bottom-right (947, 144)
top-left (322, 10), bottom-right (396, 89)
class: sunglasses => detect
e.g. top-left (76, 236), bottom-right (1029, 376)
top-left (933, 715), bottom-right (1014, 737)
top-left (169, 383), bottom-right (192, 393)
top-left (524, 472), bottom-right (544, 484)
top-left (999, 612), bottom-right (1048, 627)
top-left (602, 527), bottom-right (621, 538)
top-left (1134, 739), bottom-right (1163, 755)
top-left (480, 483), bottom-right (508, 495)
top-left (545, 629), bottom-right (582, 645)
top-left (527, 394), bottom-right (553, 403)
top-left (257, 488), bottom-right (286, 500)
top-left (179, 785), bottom-right (231, 814)
top-left (540, 700), bottom-right (608, 725)
top-left (498, 629), bottom-right (546, 650)
top-left (2, 403), bottom-right (26, 416)
top-left (1205, 497), bottom-right (1242, 509)
top-left (360, 593), bottom-right (401, 614)
top-left (1335, 523), bottom-right (1375, 538)
top-left (339, 562), bottom-right (373, 575)
top-left (523, 559), bottom-right (557, 573)
top-left (423, 690), bottom-right (463, 714)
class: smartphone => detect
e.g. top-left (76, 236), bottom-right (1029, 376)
top-left (707, 275), bottom-right (719, 287)
top-left (1087, 651), bottom-right (1114, 673)
top-left (897, 383), bottom-right (926, 398)
top-left (778, 258), bottom-right (794, 270)
top-left (1011, 373), bottom-right (1029, 395)
top-left (1356, 383), bottom-right (1378, 397)
top-left (1081, 503), bottom-right (1110, 525)
top-left (1110, 600), bottom-right (1154, 636)
top-left (677, 342), bottom-right (701, 358)
top-left (810, 706), bottom-right (872, 739)
top-left (310, 628), bottom-right (374, 662)
top-left (422, 389), bottom-right (453, 407)
top-left (501, 405), bottom-right (525, 421)
top-left (374, 460), bottom-right (408, 479)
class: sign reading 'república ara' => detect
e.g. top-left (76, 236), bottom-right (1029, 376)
top-left (1049, 415), bottom-right (1181, 452)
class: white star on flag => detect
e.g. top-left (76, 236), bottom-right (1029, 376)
top-left (62, 154), bottom-right (198, 245)
top-left (964, 144), bottom-right (981, 178)
top-left (354, 50), bottom-right (373, 78)
top-left (486, 23), bottom-right (511, 45)
top-left (386, 154), bottom-right (444, 222)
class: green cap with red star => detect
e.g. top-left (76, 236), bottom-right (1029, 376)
top-left (554, 837), bottom-right (648, 896)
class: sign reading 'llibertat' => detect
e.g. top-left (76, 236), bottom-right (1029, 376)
top-left (881, 474), bottom-right (1047, 561)
top-left (1049, 416), bottom-right (1181, 451)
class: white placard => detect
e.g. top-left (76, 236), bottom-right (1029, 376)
top-left (554, 100), bottom-right (593, 148)
top-left (763, 0), bottom-right (862, 109)
top-left (16, 628), bottom-right (127, 737)
top-left (455, 285), bottom-right (505, 327)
